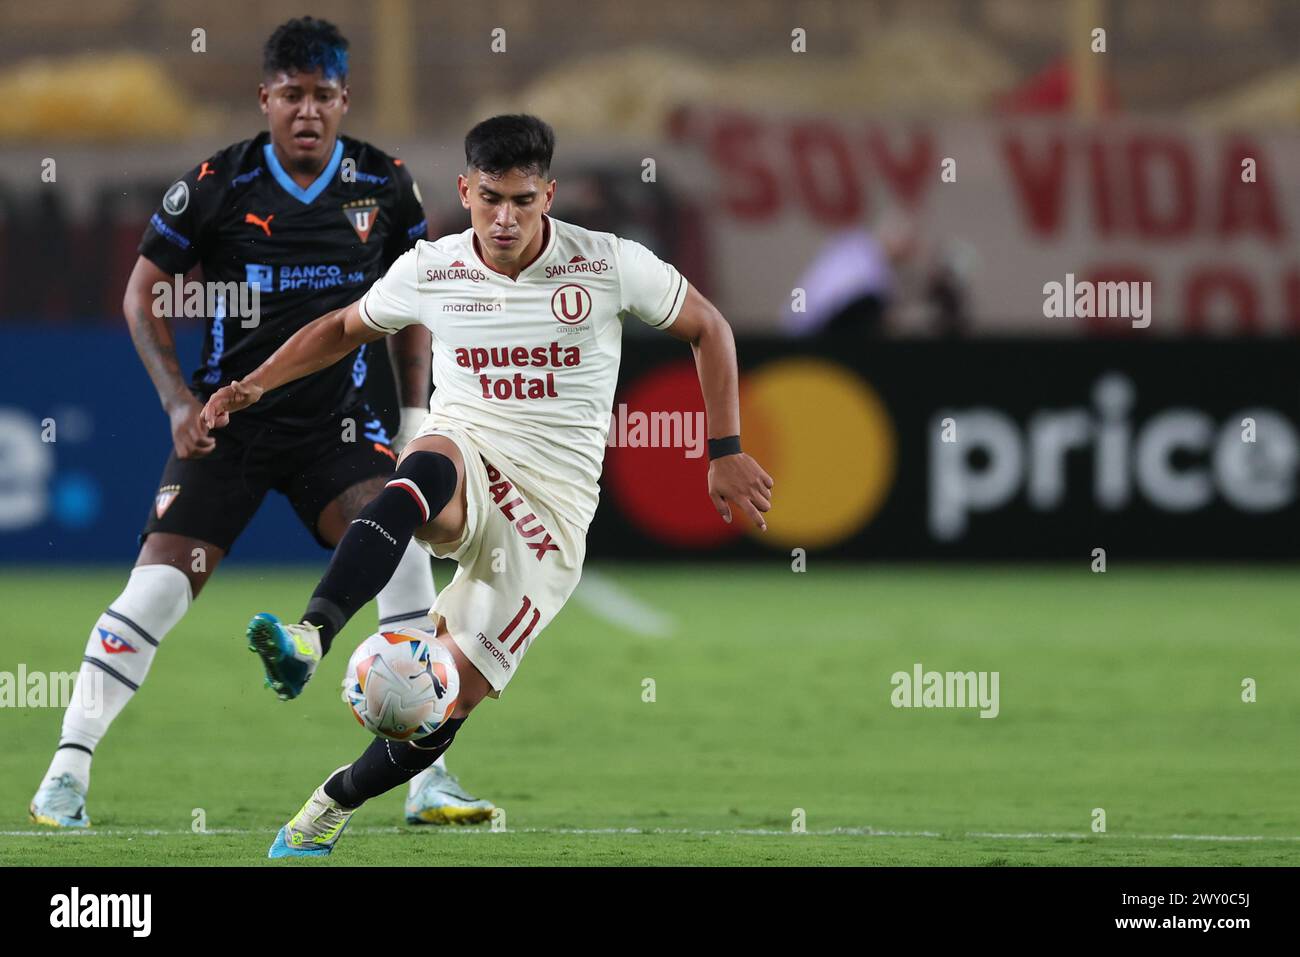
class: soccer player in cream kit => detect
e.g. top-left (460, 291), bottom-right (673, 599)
top-left (202, 114), bottom-right (775, 857)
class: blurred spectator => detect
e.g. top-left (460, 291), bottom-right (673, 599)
top-left (784, 210), bottom-right (972, 339)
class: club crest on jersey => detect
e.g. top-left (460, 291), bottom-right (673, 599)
top-left (551, 283), bottom-right (592, 325)
top-left (155, 484), bottom-right (181, 518)
top-left (98, 628), bottom-right (137, 654)
top-left (343, 200), bottom-right (381, 243)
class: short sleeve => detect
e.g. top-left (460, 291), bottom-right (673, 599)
top-left (616, 237), bottom-right (688, 330)
top-left (359, 245), bottom-right (422, 334)
top-left (381, 160), bottom-right (428, 270)
top-left (138, 163), bottom-right (213, 275)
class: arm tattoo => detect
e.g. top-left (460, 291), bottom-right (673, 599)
top-left (127, 301), bottom-right (189, 411)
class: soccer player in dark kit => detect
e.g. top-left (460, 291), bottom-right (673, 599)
top-left (29, 16), bottom-right (492, 830)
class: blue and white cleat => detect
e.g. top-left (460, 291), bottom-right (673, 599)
top-left (405, 765), bottom-right (495, 825)
top-left (29, 773), bottom-right (91, 828)
top-left (268, 768), bottom-right (356, 859)
top-left (247, 613), bottom-right (321, 700)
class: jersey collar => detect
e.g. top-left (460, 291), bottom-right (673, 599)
top-left (262, 139), bottom-right (344, 205)
top-left (471, 214), bottom-right (557, 282)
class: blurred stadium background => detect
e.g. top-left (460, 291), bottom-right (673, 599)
top-left (1, 0), bottom-right (1298, 864)
top-left (2, 0), bottom-right (1298, 563)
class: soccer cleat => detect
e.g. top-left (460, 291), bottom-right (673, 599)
top-left (247, 613), bottom-right (321, 700)
top-left (268, 768), bottom-right (356, 859)
top-left (29, 773), bottom-right (91, 829)
top-left (405, 765), bottom-right (495, 825)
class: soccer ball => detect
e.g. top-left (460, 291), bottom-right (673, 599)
top-left (342, 628), bottom-right (459, 741)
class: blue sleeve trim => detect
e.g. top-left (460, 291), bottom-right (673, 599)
top-left (149, 213), bottom-right (191, 250)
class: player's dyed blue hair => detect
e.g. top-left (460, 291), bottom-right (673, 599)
top-left (262, 16), bottom-right (349, 81)
top-left (465, 115), bottom-right (555, 178)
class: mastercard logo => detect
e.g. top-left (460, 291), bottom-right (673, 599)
top-left (604, 357), bottom-right (897, 549)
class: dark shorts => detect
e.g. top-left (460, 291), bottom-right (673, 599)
top-left (140, 404), bottom-right (397, 552)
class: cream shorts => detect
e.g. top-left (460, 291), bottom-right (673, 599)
top-left (412, 424), bottom-right (585, 694)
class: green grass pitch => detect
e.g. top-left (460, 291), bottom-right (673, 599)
top-left (1, 564), bottom-right (1297, 866)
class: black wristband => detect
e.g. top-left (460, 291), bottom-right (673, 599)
top-left (707, 435), bottom-right (742, 460)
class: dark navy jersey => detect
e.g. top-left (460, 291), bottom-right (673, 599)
top-left (139, 131), bottom-right (427, 428)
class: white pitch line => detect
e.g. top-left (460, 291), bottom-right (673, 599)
top-left (3, 826), bottom-right (1299, 842)
top-left (572, 570), bottom-right (675, 637)
top-left (970, 831), bottom-right (1300, 842)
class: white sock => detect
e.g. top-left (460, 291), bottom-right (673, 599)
top-left (42, 565), bottom-right (192, 792)
top-left (408, 755), bottom-right (449, 797)
top-left (377, 539), bottom-right (438, 632)
top-left (377, 541), bottom-right (442, 799)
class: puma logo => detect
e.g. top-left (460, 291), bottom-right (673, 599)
top-left (245, 212), bottom-right (274, 236)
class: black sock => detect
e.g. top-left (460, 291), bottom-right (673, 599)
top-left (303, 451), bottom-right (458, 654)
top-left (324, 718), bottom-right (465, 808)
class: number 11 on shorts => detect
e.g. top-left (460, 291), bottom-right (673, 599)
top-left (497, 595), bottom-right (541, 654)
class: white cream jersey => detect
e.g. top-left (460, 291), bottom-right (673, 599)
top-left (358, 215), bottom-right (688, 530)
